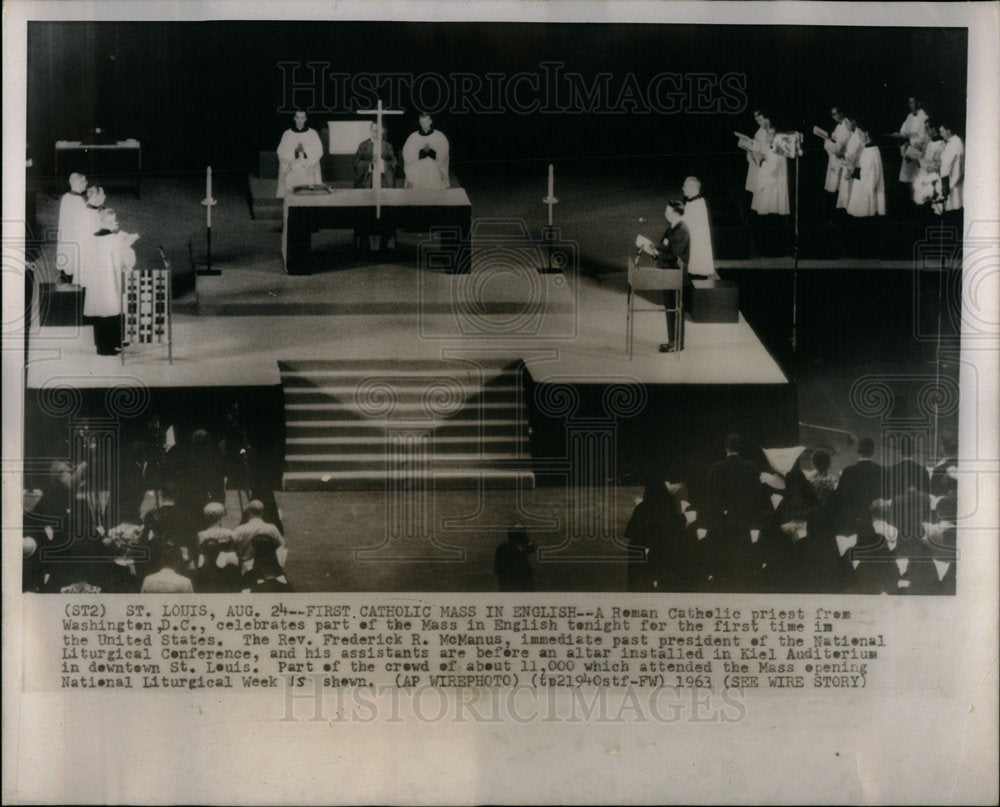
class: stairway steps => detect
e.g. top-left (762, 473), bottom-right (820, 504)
top-left (280, 359), bottom-right (523, 373)
top-left (279, 359), bottom-right (534, 490)
top-left (283, 390), bottom-right (522, 405)
top-left (286, 419), bottom-right (524, 431)
top-left (286, 402), bottom-right (525, 416)
top-left (283, 469), bottom-right (533, 491)
top-left (282, 379), bottom-right (521, 392)
top-left (287, 436), bottom-right (527, 449)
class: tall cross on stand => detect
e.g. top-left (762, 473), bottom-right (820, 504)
top-left (356, 100), bottom-right (404, 218)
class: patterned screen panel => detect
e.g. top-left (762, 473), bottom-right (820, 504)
top-left (121, 269), bottom-right (172, 361)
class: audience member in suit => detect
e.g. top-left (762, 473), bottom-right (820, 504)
top-left (625, 480), bottom-right (667, 592)
top-left (625, 478), bottom-right (688, 591)
top-left (194, 538), bottom-right (243, 593)
top-left (494, 526), bottom-right (536, 592)
top-left (833, 437), bottom-right (884, 536)
top-left (889, 442), bottom-right (930, 499)
top-left (850, 500), bottom-right (902, 594)
top-left (930, 433), bottom-right (958, 497)
top-left (140, 544), bottom-right (194, 593)
top-left (243, 535), bottom-right (293, 593)
top-left (705, 433), bottom-right (769, 588)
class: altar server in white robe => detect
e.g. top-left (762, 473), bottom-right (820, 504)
top-left (847, 126), bottom-right (885, 218)
top-left (86, 208), bottom-right (138, 355)
top-left (751, 118), bottom-right (789, 216)
top-left (938, 120), bottom-right (964, 213)
top-left (836, 117), bottom-right (864, 211)
top-left (744, 110), bottom-right (770, 193)
top-left (681, 176), bottom-right (717, 279)
top-left (275, 110), bottom-right (323, 198)
top-left (55, 173), bottom-right (89, 281)
top-left (74, 185), bottom-right (107, 306)
top-left (402, 113), bottom-right (450, 189)
top-left (912, 123), bottom-right (946, 207)
top-left (897, 97), bottom-right (929, 184)
top-left (823, 107), bottom-right (852, 194)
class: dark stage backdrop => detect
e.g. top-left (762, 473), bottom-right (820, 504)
top-left (27, 21), bottom-right (967, 183)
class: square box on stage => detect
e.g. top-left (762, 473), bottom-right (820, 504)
top-left (689, 278), bottom-right (739, 323)
top-left (39, 282), bottom-right (83, 326)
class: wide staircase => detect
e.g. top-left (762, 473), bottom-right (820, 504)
top-left (279, 358), bottom-right (535, 490)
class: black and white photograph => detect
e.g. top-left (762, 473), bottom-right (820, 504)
top-left (3, 1), bottom-right (998, 804)
top-left (14, 14), bottom-right (978, 595)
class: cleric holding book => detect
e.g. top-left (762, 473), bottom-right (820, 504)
top-left (402, 112), bottom-right (450, 189)
top-left (275, 110), bottom-right (323, 198)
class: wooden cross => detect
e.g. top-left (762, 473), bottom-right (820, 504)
top-left (357, 99), bottom-right (404, 218)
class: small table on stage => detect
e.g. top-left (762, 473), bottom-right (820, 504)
top-left (54, 140), bottom-right (142, 196)
top-left (282, 187), bottom-right (472, 275)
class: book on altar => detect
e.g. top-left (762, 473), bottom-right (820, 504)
top-left (813, 125), bottom-right (831, 140)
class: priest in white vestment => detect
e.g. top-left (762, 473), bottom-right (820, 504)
top-left (744, 110), bottom-right (770, 193)
top-left (85, 208), bottom-right (137, 355)
top-left (55, 173), bottom-right (89, 281)
top-left (402, 113), bottom-right (450, 189)
top-left (836, 123), bottom-right (864, 211)
top-left (275, 110), bottom-right (323, 198)
top-left (73, 185), bottom-right (107, 305)
top-left (897, 97), bottom-right (929, 184)
top-left (938, 122), bottom-right (964, 212)
top-left (823, 108), bottom-right (852, 194)
top-left (751, 122), bottom-right (790, 217)
top-left (912, 125), bottom-right (946, 206)
top-left (847, 129), bottom-right (885, 218)
top-left (681, 176), bottom-right (717, 279)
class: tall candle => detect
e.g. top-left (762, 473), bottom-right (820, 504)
top-left (547, 163), bottom-right (554, 198)
top-left (206, 166), bottom-right (213, 227)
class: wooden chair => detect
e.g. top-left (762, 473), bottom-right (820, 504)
top-left (626, 255), bottom-right (684, 359)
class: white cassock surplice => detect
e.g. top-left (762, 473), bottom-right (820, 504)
top-left (71, 203), bottom-right (104, 295)
top-left (847, 146), bottom-right (886, 218)
top-left (745, 126), bottom-right (771, 192)
top-left (836, 130), bottom-right (865, 210)
top-left (751, 146), bottom-right (790, 215)
top-left (275, 126), bottom-right (323, 198)
top-left (823, 120), bottom-right (852, 193)
top-left (939, 135), bottom-right (964, 211)
top-left (55, 191), bottom-right (89, 280)
top-left (912, 139), bottom-right (945, 205)
top-left (83, 229), bottom-right (137, 318)
top-left (898, 108), bottom-right (928, 183)
top-left (682, 196), bottom-right (716, 277)
top-left (402, 128), bottom-right (450, 189)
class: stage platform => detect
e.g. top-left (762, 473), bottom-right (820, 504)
top-left (26, 263), bottom-right (786, 390)
top-left (23, 173), bottom-right (798, 492)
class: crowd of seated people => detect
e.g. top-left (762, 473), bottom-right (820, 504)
top-left (624, 433), bottom-right (958, 595)
top-left (22, 424), bottom-right (289, 594)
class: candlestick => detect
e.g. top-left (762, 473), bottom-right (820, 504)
top-left (547, 163), bottom-right (554, 199)
top-left (198, 165), bottom-right (221, 275)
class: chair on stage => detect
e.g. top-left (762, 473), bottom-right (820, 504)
top-left (626, 255), bottom-right (684, 359)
